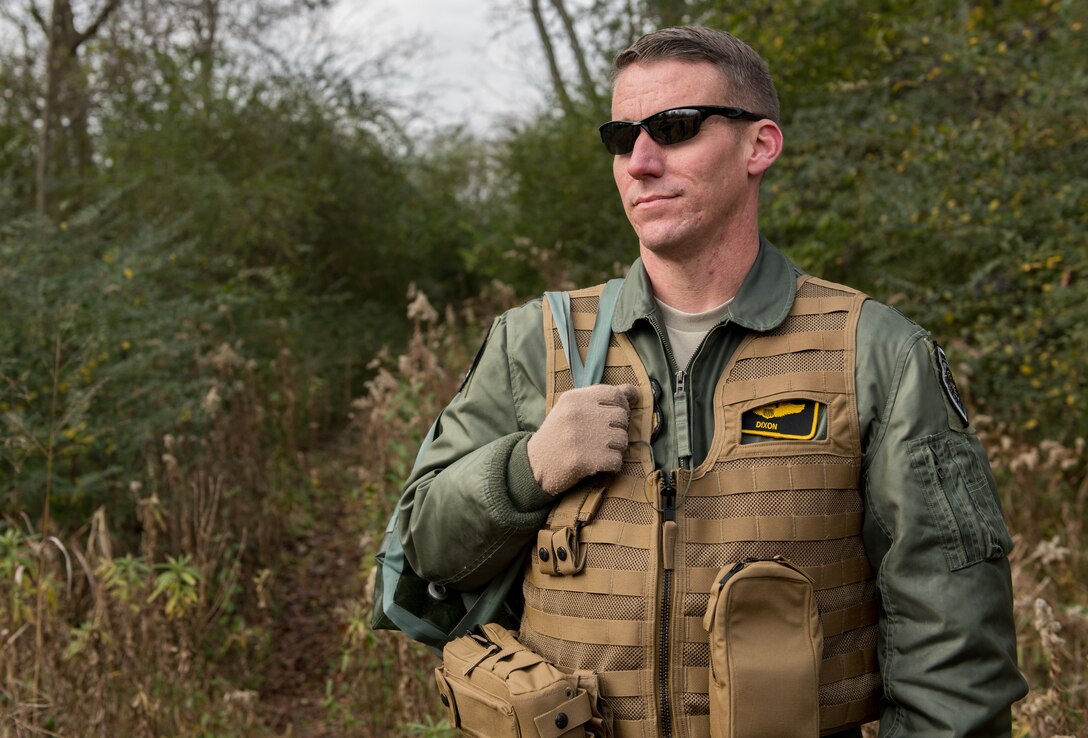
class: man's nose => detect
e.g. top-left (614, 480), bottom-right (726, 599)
top-left (624, 127), bottom-right (665, 179)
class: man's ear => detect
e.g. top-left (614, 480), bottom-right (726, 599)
top-left (747, 120), bottom-right (783, 177)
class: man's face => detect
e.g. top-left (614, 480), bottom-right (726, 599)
top-left (611, 60), bottom-right (755, 259)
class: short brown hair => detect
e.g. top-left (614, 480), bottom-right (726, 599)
top-left (613, 26), bottom-right (780, 123)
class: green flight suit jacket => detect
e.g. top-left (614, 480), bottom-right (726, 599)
top-left (398, 238), bottom-right (1028, 737)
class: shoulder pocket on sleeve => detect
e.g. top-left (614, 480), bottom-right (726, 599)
top-left (908, 431), bottom-right (1013, 571)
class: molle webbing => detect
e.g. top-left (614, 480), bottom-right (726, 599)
top-left (521, 277), bottom-right (881, 738)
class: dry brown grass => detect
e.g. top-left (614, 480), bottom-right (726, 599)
top-left (318, 281), bottom-right (521, 736)
top-left (0, 468), bottom-right (268, 736)
top-left (0, 331), bottom-right (316, 736)
top-left (981, 424), bottom-right (1087, 738)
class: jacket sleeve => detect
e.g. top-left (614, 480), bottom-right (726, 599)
top-left (856, 303), bottom-right (1027, 737)
top-left (397, 302), bottom-right (554, 590)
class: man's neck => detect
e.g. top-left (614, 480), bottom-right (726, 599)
top-left (641, 230), bottom-right (760, 313)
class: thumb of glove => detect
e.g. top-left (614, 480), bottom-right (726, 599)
top-left (527, 383), bottom-right (639, 496)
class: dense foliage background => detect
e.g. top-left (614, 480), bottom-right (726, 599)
top-left (1, 0), bottom-right (1084, 736)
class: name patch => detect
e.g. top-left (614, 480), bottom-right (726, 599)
top-left (741, 400), bottom-right (823, 440)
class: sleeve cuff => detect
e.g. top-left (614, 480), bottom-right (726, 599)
top-left (506, 434), bottom-right (554, 513)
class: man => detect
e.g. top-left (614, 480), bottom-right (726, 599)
top-left (398, 25), bottom-right (1026, 738)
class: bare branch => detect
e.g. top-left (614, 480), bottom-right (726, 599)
top-left (529, 0), bottom-right (573, 114)
top-left (547, 0), bottom-right (600, 106)
top-left (73, 0), bottom-right (123, 50)
top-left (27, 1), bottom-right (48, 34)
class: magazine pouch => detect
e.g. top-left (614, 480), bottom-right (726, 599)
top-left (703, 557), bottom-right (822, 738)
top-left (435, 622), bottom-right (613, 738)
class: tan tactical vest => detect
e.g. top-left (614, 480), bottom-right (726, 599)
top-left (519, 276), bottom-right (882, 738)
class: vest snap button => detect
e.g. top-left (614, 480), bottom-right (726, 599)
top-left (538, 547), bottom-right (550, 562)
top-left (556, 547), bottom-right (567, 561)
top-left (554, 712), bottom-right (568, 729)
top-left (440, 694), bottom-right (449, 707)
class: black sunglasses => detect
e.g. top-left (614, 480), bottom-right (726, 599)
top-left (598, 105), bottom-right (767, 155)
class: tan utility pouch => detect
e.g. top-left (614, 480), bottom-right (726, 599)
top-left (435, 622), bottom-right (613, 738)
top-left (702, 557), bottom-right (823, 738)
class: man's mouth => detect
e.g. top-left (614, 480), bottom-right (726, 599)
top-left (633, 193), bottom-right (678, 207)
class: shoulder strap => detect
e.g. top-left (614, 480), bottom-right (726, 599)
top-left (543, 278), bottom-right (624, 389)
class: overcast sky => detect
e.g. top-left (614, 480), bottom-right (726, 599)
top-left (329, 0), bottom-right (549, 136)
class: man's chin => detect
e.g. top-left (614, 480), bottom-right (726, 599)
top-left (633, 216), bottom-right (704, 255)
top-left (638, 237), bottom-right (694, 262)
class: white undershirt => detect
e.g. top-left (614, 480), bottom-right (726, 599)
top-left (654, 297), bottom-right (733, 371)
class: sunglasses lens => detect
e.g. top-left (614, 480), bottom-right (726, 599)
top-left (646, 109), bottom-right (702, 146)
top-left (600, 122), bottom-right (639, 155)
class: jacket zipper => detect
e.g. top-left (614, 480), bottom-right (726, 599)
top-left (659, 380), bottom-right (683, 738)
top-left (674, 369), bottom-right (691, 462)
top-left (646, 313), bottom-right (729, 468)
top-left (659, 469), bottom-right (677, 738)
top-left (647, 316), bottom-right (679, 738)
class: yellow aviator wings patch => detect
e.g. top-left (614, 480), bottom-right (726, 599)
top-left (741, 400), bottom-right (823, 440)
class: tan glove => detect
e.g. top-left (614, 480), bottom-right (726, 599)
top-left (527, 384), bottom-right (639, 496)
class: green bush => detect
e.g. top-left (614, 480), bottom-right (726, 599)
top-left (0, 183), bottom-right (398, 525)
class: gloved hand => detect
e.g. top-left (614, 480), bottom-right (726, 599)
top-left (527, 384), bottom-right (640, 496)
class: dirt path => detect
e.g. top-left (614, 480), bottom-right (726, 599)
top-left (256, 463), bottom-right (369, 737)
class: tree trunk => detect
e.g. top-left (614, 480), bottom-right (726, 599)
top-left (194, 0), bottom-right (220, 105)
top-left (33, 0), bottom-right (123, 216)
top-left (35, 0), bottom-right (65, 216)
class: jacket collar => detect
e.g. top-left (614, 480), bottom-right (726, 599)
top-left (612, 236), bottom-right (800, 334)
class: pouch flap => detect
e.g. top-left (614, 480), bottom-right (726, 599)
top-left (532, 690), bottom-right (593, 738)
top-left (703, 557), bottom-right (813, 631)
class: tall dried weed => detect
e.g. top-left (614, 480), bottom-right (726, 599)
top-left (0, 328), bottom-right (324, 736)
top-left (324, 281), bottom-right (518, 736)
top-left (979, 418), bottom-right (1087, 737)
